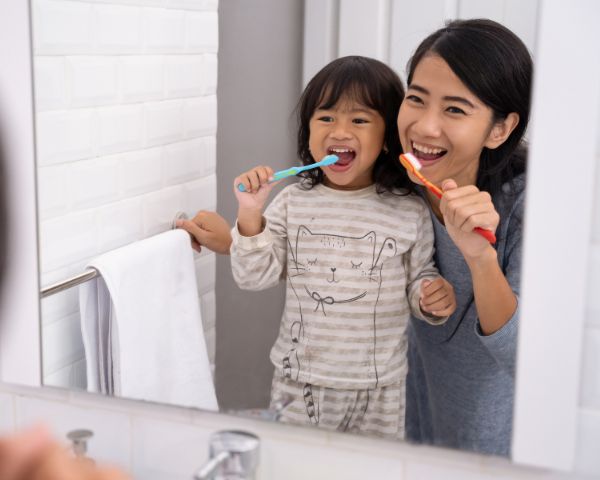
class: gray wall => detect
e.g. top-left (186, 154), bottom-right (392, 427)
top-left (215, 0), bottom-right (304, 409)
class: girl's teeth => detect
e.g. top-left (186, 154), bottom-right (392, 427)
top-left (330, 148), bottom-right (353, 153)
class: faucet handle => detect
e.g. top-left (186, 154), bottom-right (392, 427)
top-left (194, 430), bottom-right (260, 480)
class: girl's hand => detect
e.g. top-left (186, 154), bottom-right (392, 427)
top-left (234, 166), bottom-right (280, 237)
top-left (440, 179), bottom-right (500, 261)
top-left (419, 277), bottom-right (456, 317)
top-left (233, 166), bottom-right (277, 212)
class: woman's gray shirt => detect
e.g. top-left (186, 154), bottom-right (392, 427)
top-left (405, 174), bottom-right (526, 456)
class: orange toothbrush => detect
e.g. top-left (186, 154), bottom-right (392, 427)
top-left (399, 153), bottom-right (496, 244)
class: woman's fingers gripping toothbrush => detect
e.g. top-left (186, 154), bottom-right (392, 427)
top-left (399, 153), bottom-right (497, 244)
top-left (419, 278), bottom-right (456, 318)
top-left (438, 179), bottom-right (501, 259)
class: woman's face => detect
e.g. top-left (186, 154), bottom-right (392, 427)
top-left (397, 54), bottom-right (497, 188)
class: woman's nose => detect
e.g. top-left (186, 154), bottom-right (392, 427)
top-left (414, 109), bottom-right (442, 138)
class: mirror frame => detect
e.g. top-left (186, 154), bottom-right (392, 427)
top-left (2, 0), bottom-right (599, 474)
top-left (512, 0), bottom-right (600, 471)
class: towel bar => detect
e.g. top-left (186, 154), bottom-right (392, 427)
top-left (40, 212), bottom-right (189, 299)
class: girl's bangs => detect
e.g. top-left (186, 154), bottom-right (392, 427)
top-left (315, 79), bottom-right (377, 111)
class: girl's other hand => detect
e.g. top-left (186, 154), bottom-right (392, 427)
top-left (233, 166), bottom-right (277, 212)
top-left (439, 179), bottom-right (500, 261)
top-left (419, 277), bottom-right (456, 317)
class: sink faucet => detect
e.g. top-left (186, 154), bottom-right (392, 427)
top-left (194, 430), bottom-right (260, 480)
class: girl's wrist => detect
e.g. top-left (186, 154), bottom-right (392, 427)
top-left (237, 207), bottom-right (264, 237)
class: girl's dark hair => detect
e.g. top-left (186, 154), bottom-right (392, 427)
top-left (407, 19), bottom-right (533, 193)
top-left (296, 55), bottom-right (411, 194)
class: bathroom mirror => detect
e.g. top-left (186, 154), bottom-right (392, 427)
top-left (33, 0), bottom-right (541, 450)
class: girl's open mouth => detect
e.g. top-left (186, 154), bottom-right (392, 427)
top-left (327, 146), bottom-right (356, 172)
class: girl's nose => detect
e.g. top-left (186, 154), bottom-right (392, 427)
top-left (330, 122), bottom-right (352, 139)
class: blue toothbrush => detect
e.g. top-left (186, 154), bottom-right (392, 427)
top-left (237, 154), bottom-right (339, 192)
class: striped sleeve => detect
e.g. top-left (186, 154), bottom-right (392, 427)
top-left (405, 204), bottom-right (447, 325)
top-left (230, 188), bottom-right (289, 291)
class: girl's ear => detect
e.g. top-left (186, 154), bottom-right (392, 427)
top-left (484, 112), bottom-right (520, 149)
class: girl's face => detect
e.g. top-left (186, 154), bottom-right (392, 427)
top-left (309, 96), bottom-right (386, 190)
top-left (397, 54), bottom-right (498, 188)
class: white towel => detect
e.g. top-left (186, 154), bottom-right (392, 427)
top-left (79, 229), bottom-right (218, 411)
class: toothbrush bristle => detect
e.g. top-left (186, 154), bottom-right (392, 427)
top-left (400, 153), bottom-right (422, 171)
top-left (321, 154), bottom-right (339, 166)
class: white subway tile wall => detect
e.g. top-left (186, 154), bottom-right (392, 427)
top-left (33, 57), bottom-right (67, 111)
top-left (32, 0), bottom-right (219, 387)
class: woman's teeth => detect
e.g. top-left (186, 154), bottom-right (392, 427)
top-left (411, 142), bottom-right (447, 160)
top-left (412, 142), bottom-right (445, 155)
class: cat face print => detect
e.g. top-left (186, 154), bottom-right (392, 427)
top-left (290, 226), bottom-right (397, 315)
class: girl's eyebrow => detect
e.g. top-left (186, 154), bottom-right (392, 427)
top-left (316, 106), bottom-right (375, 115)
top-left (408, 84), bottom-right (476, 109)
top-left (348, 107), bottom-right (375, 115)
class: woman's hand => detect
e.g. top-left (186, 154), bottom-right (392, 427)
top-left (177, 211), bottom-right (232, 254)
top-left (419, 277), bottom-right (456, 317)
top-left (439, 179), bottom-right (500, 262)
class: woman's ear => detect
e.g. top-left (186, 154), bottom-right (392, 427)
top-left (485, 112), bottom-right (520, 149)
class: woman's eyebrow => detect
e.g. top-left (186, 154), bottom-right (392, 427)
top-left (408, 83), bottom-right (476, 109)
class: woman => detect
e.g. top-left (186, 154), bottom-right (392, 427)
top-left (397, 19), bottom-right (531, 456)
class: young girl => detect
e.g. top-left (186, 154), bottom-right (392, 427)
top-left (229, 56), bottom-right (455, 440)
top-left (398, 19), bottom-right (532, 456)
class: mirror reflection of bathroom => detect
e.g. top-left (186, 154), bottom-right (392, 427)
top-left (35, 0), bottom-right (539, 449)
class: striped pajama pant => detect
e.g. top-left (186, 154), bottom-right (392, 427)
top-left (270, 375), bottom-right (406, 440)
